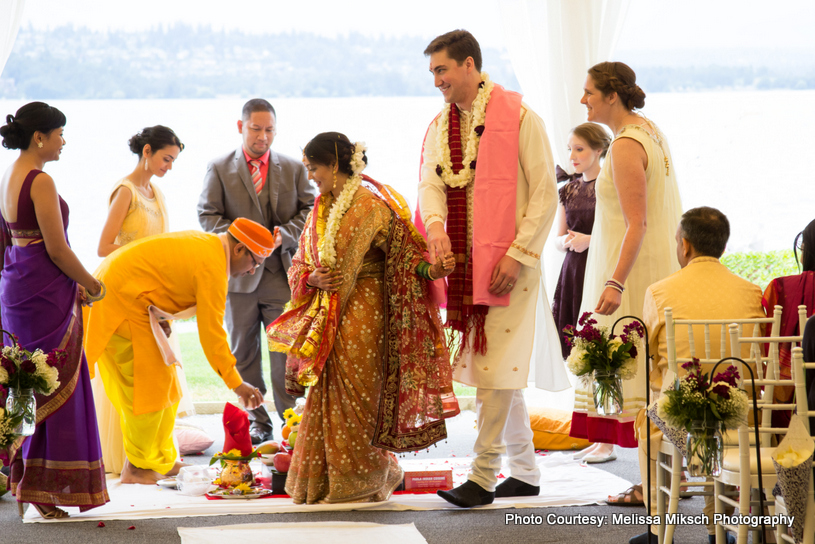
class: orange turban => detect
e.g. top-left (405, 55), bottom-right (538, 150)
top-left (228, 218), bottom-right (275, 258)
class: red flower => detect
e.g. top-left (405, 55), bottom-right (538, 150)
top-left (0, 355), bottom-right (15, 377)
top-left (711, 383), bottom-right (731, 400)
top-left (713, 366), bottom-right (740, 388)
top-left (97, 522), bottom-right (105, 528)
top-left (20, 359), bottom-right (36, 374)
top-left (46, 349), bottom-right (65, 369)
top-left (469, 160), bottom-right (477, 169)
top-left (0, 385), bottom-right (7, 406)
top-left (435, 164), bottom-right (443, 176)
top-left (474, 125), bottom-right (485, 136)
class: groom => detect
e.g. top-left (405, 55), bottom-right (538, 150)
top-left (198, 99), bottom-right (316, 443)
top-left (418, 30), bottom-right (564, 507)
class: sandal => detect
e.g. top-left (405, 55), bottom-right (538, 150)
top-left (31, 504), bottom-right (69, 519)
top-left (606, 484), bottom-right (644, 506)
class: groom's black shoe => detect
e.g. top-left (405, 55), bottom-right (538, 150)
top-left (494, 477), bottom-right (540, 498)
top-left (437, 480), bottom-right (495, 508)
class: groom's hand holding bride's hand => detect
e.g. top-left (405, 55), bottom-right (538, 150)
top-left (426, 223), bottom-right (451, 266)
top-left (430, 252), bottom-right (456, 280)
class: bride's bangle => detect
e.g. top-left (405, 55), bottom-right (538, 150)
top-left (86, 280), bottom-right (106, 303)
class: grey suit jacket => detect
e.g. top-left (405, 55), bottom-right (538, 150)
top-left (197, 146), bottom-right (316, 293)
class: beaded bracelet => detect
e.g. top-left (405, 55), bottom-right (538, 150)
top-left (606, 277), bottom-right (624, 290)
top-left (86, 280), bottom-right (107, 303)
top-left (604, 280), bottom-right (624, 294)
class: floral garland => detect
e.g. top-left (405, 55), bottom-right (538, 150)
top-left (433, 72), bottom-right (493, 188)
top-left (318, 142), bottom-right (367, 269)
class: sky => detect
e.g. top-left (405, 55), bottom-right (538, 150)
top-left (17, 0), bottom-right (815, 53)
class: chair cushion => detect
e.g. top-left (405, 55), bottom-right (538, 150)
top-left (722, 428), bottom-right (757, 446)
top-left (175, 425), bottom-right (215, 455)
top-left (529, 407), bottom-right (592, 451)
top-left (722, 446), bottom-right (776, 474)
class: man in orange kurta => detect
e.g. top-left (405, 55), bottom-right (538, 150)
top-left (630, 207), bottom-right (763, 544)
top-left (84, 220), bottom-right (273, 484)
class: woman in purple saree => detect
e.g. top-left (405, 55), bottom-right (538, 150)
top-left (0, 102), bottom-right (108, 518)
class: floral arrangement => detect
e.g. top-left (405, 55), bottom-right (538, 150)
top-left (656, 359), bottom-right (749, 432)
top-left (432, 72), bottom-right (493, 189)
top-left (318, 141), bottom-right (367, 269)
top-left (0, 337), bottom-right (63, 395)
top-left (563, 312), bottom-right (643, 381)
top-left (209, 447), bottom-right (260, 468)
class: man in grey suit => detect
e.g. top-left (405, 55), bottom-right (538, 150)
top-left (198, 98), bottom-right (316, 443)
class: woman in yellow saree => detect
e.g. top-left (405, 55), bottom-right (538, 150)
top-left (268, 132), bottom-right (457, 504)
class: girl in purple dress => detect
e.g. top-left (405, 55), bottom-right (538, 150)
top-left (550, 123), bottom-right (613, 463)
top-left (0, 102), bottom-right (109, 518)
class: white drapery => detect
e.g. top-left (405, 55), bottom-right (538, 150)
top-left (498, 0), bottom-right (630, 169)
top-left (0, 0), bottom-right (25, 77)
top-left (498, 0), bottom-right (630, 297)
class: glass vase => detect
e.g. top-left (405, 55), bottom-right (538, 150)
top-left (685, 420), bottom-right (723, 477)
top-left (6, 388), bottom-right (36, 436)
top-left (592, 371), bottom-right (623, 416)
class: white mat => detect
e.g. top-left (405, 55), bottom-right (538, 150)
top-left (23, 453), bottom-right (631, 523)
top-left (178, 522), bottom-right (428, 544)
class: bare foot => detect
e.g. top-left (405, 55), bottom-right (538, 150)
top-left (120, 459), bottom-right (162, 485)
top-left (164, 461), bottom-right (190, 477)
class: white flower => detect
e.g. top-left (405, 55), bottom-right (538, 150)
top-left (566, 347), bottom-right (591, 376)
top-left (319, 173), bottom-right (363, 269)
top-left (349, 142), bottom-right (367, 175)
top-left (432, 72), bottom-right (494, 189)
top-left (618, 356), bottom-right (638, 380)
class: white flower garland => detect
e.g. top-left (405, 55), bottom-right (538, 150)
top-left (318, 141), bottom-right (366, 269)
top-left (433, 72), bottom-right (493, 188)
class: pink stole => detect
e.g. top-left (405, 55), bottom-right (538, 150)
top-left (415, 84), bottom-right (522, 307)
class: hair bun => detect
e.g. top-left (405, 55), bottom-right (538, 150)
top-left (5, 114), bottom-right (14, 125)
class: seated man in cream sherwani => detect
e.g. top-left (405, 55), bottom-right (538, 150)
top-left (84, 218), bottom-right (273, 484)
top-left (629, 207), bottom-right (763, 544)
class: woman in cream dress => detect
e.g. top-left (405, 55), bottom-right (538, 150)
top-left (93, 125), bottom-right (191, 474)
top-left (569, 63), bottom-right (682, 460)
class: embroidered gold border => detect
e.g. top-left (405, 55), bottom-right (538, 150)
top-left (19, 458), bottom-right (103, 470)
top-left (511, 242), bottom-right (540, 260)
top-left (372, 215), bottom-right (448, 453)
top-left (36, 302), bottom-right (82, 422)
top-left (12, 488), bottom-right (110, 507)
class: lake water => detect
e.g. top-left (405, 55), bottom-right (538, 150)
top-left (0, 92), bottom-right (812, 273)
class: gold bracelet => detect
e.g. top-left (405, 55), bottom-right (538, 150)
top-left (86, 280), bottom-right (106, 303)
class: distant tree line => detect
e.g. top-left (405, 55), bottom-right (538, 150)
top-left (1, 25), bottom-right (812, 100)
top-left (0, 25), bottom-right (520, 99)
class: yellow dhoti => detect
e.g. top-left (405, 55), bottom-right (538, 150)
top-left (96, 322), bottom-right (179, 474)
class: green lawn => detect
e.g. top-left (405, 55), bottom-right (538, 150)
top-left (179, 331), bottom-right (476, 402)
top-left (721, 248), bottom-right (799, 291)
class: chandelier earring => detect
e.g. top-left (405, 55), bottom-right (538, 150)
top-left (144, 157), bottom-right (149, 171)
